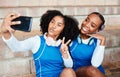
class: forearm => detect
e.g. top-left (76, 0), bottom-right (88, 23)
top-left (2, 33), bottom-right (33, 52)
top-left (91, 46), bottom-right (105, 67)
top-left (62, 51), bottom-right (73, 68)
top-left (2, 33), bottom-right (21, 51)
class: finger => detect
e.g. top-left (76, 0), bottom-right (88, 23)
top-left (11, 21), bottom-right (21, 25)
top-left (87, 34), bottom-right (96, 37)
top-left (6, 13), bottom-right (16, 18)
top-left (6, 13), bottom-right (20, 21)
top-left (87, 34), bottom-right (100, 39)
top-left (86, 34), bottom-right (92, 36)
top-left (62, 37), bottom-right (65, 44)
top-left (8, 26), bottom-right (15, 32)
top-left (10, 14), bottom-right (20, 21)
top-left (65, 39), bottom-right (71, 45)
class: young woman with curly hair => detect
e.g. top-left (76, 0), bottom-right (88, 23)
top-left (1, 10), bottom-right (79, 77)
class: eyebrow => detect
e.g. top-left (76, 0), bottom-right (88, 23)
top-left (51, 18), bottom-right (55, 21)
top-left (52, 18), bottom-right (64, 25)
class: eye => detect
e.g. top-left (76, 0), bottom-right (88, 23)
top-left (91, 25), bottom-right (95, 27)
top-left (85, 18), bottom-right (89, 22)
top-left (58, 23), bottom-right (62, 27)
top-left (91, 24), bottom-right (96, 28)
top-left (50, 20), bottom-right (54, 23)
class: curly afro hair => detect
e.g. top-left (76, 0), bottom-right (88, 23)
top-left (40, 10), bottom-right (64, 34)
top-left (40, 10), bottom-right (80, 42)
top-left (58, 15), bottom-right (80, 42)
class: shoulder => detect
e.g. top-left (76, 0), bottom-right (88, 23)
top-left (91, 38), bottom-right (101, 46)
top-left (30, 35), bottom-right (41, 41)
top-left (31, 35), bottom-right (44, 53)
top-left (29, 35), bottom-right (44, 44)
top-left (69, 38), bottom-right (78, 50)
top-left (96, 39), bottom-right (100, 46)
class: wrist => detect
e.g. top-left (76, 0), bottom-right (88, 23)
top-left (62, 51), bottom-right (69, 59)
top-left (1, 31), bottom-right (11, 40)
top-left (100, 37), bottom-right (106, 46)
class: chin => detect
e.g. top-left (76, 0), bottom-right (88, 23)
top-left (81, 30), bottom-right (86, 34)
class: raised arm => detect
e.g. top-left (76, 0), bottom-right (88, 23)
top-left (1, 13), bottom-right (39, 52)
top-left (87, 33), bottom-right (106, 67)
top-left (60, 37), bottom-right (73, 68)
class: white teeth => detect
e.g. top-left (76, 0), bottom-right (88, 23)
top-left (83, 27), bottom-right (88, 32)
top-left (49, 29), bottom-right (54, 33)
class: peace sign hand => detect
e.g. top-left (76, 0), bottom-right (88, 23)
top-left (60, 37), bottom-right (71, 59)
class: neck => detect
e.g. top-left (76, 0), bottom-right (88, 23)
top-left (80, 32), bottom-right (90, 39)
top-left (47, 34), bottom-right (57, 40)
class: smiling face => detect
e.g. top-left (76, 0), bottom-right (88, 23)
top-left (48, 15), bottom-right (65, 40)
top-left (80, 14), bottom-right (102, 34)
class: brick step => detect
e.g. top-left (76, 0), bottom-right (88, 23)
top-left (4, 73), bottom-right (35, 77)
top-left (0, 57), bottom-right (35, 77)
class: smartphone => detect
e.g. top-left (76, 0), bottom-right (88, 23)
top-left (11, 16), bottom-right (33, 32)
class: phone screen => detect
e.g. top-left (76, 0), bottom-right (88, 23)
top-left (11, 16), bottom-right (33, 32)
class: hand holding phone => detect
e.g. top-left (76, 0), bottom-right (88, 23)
top-left (11, 16), bottom-right (33, 32)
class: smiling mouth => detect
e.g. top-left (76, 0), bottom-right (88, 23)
top-left (82, 27), bottom-right (89, 32)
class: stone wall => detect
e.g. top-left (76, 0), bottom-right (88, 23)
top-left (0, 0), bottom-right (120, 77)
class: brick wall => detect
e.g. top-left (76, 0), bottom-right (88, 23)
top-left (0, 0), bottom-right (120, 30)
top-left (0, 0), bottom-right (120, 77)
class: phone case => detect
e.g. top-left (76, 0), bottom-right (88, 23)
top-left (11, 16), bottom-right (33, 32)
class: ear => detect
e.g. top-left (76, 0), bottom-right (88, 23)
top-left (99, 24), bottom-right (105, 31)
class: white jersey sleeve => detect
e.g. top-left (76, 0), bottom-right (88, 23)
top-left (91, 39), bottom-right (105, 67)
top-left (2, 33), bottom-right (40, 53)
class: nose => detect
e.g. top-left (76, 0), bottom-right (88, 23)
top-left (85, 22), bottom-right (90, 28)
top-left (52, 23), bottom-right (57, 28)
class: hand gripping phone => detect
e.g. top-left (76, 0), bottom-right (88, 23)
top-left (11, 16), bottom-right (33, 32)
